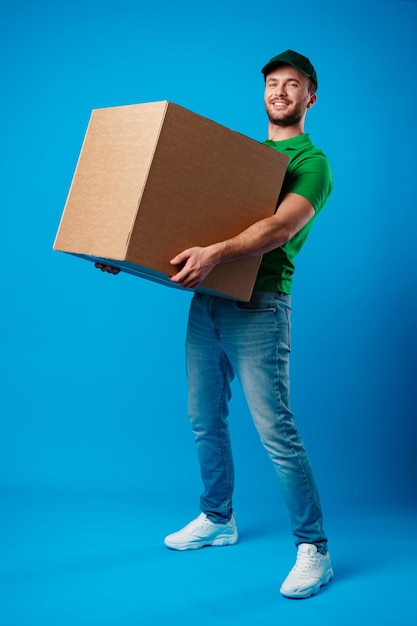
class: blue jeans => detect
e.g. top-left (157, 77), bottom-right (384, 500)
top-left (186, 291), bottom-right (328, 553)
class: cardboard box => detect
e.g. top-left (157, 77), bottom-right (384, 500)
top-left (53, 101), bottom-right (288, 301)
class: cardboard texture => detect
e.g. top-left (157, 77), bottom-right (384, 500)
top-left (53, 101), bottom-right (289, 301)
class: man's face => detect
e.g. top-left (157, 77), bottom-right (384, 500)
top-left (264, 64), bottom-right (316, 128)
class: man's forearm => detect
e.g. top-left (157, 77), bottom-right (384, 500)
top-left (211, 214), bottom-right (293, 265)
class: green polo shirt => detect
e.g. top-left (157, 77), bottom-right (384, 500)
top-left (254, 133), bottom-right (333, 294)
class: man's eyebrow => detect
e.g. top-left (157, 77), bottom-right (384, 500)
top-left (266, 76), bottom-right (302, 84)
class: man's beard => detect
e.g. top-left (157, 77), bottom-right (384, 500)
top-left (266, 102), bottom-right (305, 127)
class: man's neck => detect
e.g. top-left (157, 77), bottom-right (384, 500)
top-left (267, 121), bottom-right (305, 141)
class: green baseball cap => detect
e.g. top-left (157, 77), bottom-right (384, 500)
top-left (261, 50), bottom-right (318, 88)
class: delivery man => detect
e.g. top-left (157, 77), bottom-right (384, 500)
top-left (97, 50), bottom-right (333, 599)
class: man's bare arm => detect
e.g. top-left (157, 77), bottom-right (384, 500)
top-left (169, 192), bottom-right (315, 290)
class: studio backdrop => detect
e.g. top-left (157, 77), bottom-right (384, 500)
top-left (0, 0), bottom-right (416, 516)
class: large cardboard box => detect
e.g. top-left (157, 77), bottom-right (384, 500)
top-left (53, 101), bottom-right (288, 301)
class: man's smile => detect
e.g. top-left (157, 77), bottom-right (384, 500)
top-left (271, 99), bottom-right (290, 108)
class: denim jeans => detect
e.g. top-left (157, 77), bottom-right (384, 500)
top-left (186, 291), bottom-right (328, 553)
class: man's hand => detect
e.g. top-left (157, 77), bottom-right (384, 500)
top-left (170, 246), bottom-right (219, 289)
top-left (94, 263), bottom-right (120, 275)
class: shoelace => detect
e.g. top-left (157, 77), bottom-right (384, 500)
top-left (292, 553), bottom-right (320, 575)
top-left (185, 514), bottom-right (211, 534)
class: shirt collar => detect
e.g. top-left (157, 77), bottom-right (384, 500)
top-left (264, 133), bottom-right (311, 150)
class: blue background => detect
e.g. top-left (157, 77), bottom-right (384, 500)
top-left (1, 1), bottom-right (416, 624)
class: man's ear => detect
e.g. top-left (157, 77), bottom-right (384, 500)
top-left (307, 93), bottom-right (317, 110)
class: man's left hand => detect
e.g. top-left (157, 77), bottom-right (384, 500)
top-left (169, 246), bottom-right (217, 289)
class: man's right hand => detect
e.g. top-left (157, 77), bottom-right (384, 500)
top-left (94, 263), bottom-right (120, 275)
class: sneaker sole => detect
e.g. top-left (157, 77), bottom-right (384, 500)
top-left (164, 531), bottom-right (238, 551)
top-left (280, 568), bottom-right (334, 599)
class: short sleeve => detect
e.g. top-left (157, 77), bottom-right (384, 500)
top-left (283, 153), bottom-right (333, 213)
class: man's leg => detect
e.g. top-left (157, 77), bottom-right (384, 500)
top-left (218, 291), bottom-right (327, 549)
top-left (216, 291), bottom-right (332, 596)
top-left (186, 294), bottom-right (235, 522)
top-left (164, 294), bottom-right (238, 550)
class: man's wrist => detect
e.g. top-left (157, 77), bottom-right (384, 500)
top-left (209, 241), bottom-right (229, 265)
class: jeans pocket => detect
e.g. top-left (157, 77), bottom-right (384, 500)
top-left (235, 292), bottom-right (278, 313)
top-left (236, 302), bottom-right (276, 313)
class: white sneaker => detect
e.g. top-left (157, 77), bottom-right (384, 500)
top-left (280, 543), bottom-right (334, 599)
top-left (164, 513), bottom-right (238, 551)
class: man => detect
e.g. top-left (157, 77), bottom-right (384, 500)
top-left (97, 50), bottom-right (333, 599)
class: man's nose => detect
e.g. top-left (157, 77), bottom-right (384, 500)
top-left (274, 83), bottom-right (287, 96)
